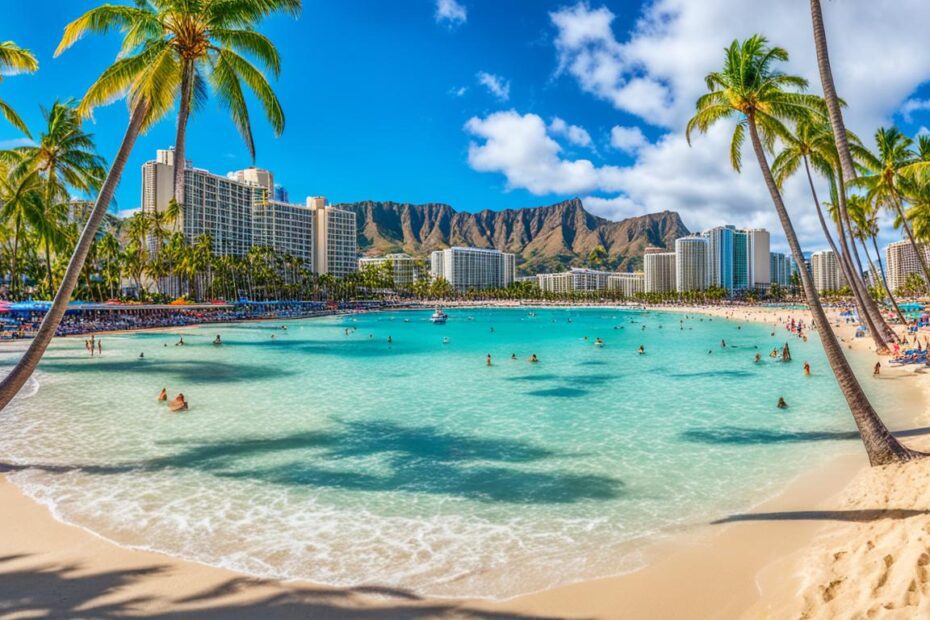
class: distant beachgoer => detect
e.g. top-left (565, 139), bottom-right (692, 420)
top-left (777, 397), bottom-right (788, 409)
top-left (271, 334), bottom-right (275, 340)
top-left (803, 362), bottom-right (811, 376)
top-left (163, 343), bottom-right (168, 347)
top-left (874, 362), bottom-right (881, 377)
top-left (754, 352), bottom-right (761, 363)
top-left (169, 393), bottom-right (188, 412)
top-left (97, 340), bottom-right (102, 355)
top-left (638, 345), bottom-right (645, 354)
top-left (529, 354), bottom-right (539, 363)
top-left (139, 352), bottom-right (145, 359)
top-left (157, 388), bottom-right (167, 401)
top-left (511, 353), bottom-right (517, 360)
top-left (770, 349), bottom-right (778, 358)
top-left (721, 339), bottom-right (726, 348)
top-left (782, 343), bottom-right (791, 362)
top-left (213, 335), bottom-right (222, 345)
top-left (388, 336), bottom-right (393, 344)
top-left (487, 354), bottom-right (492, 366)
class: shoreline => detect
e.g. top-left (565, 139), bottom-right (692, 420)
top-left (0, 304), bottom-right (927, 617)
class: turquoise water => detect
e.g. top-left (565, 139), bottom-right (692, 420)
top-left (0, 308), bottom-right (906, 597)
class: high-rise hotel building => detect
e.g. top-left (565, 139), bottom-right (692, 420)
top-left (770, 252), bottom-right (795, 287)
top-left (885, 239), bottom-right (930, 293)
top-left (811, 250), bottom-right (846, 292)
top-left (643, 246), bottom-right (676, 293)
top-left (607, 272), bottom-right (645, 297)
top-left (746, 228), bottom-right (771, 289)
top-left (142, 149), bottom-right (356, 276)
top-left (536, 268), bottom-right (611, 293)
top-left (358, 253), bottom-right (418, 287)
top-left (675, 235), bottom-right (709, 292)
top-left (704, 225), bottom-right (735, 290)
top-left (429, 247), bottom-right (516, 292)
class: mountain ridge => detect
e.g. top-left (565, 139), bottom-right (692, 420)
top-left (333, 198), bottom-right (690, 273)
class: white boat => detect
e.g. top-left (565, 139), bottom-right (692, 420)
top-left (430, 309), bottom-right (448, 324)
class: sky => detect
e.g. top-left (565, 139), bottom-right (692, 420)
top-left (3, 0), bottom-right (930, 253)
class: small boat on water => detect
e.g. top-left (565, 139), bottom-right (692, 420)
top-left (430, 309), bottom-right (448, 324)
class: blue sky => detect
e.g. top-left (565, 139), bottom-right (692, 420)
top-left (4, 0), bottom-right (930, 251)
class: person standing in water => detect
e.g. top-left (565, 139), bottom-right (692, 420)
top-left (486, 354), bottom-right (492, 366)
top-left (874, 362), bottom-right (881, 377)
top-left (803, 362), bottom-right (811, 376)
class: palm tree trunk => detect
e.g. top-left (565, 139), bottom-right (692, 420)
top-left (0, 100), bottom-right (149, 411)
top-left (810, 0), bottom-right (857, 183)
top-left (862, 236), bottom-right (907, 325)
top-left (10, 218), bottom-right (21, 300)
top-left (802, 156), bottom-right (887, 348)
top-left (747, 114), bottom-right (917, 465)
top-left (172, 61), bottom-right (194, 205)
top-left (44, 237), bottom-right (53, 295)
top-left (834, 179), bottom-right (897, 347)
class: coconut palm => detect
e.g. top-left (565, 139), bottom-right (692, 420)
top-left (0, 7), bottom-right (180, 411)
top-left (855, 127), bottom-right (930, 291)
top-left (686, 35), bottom-right (916, 465)
top-left (57, 0), bottom-right (300, 207)
top-left (0, 42), bottom-right (39, 135)
top-left (0, 154), bottom-right (43, 298)
top-left (16, 100), bottom-right (107, 292)
top-left (770, 117), bottom-right (895, 348)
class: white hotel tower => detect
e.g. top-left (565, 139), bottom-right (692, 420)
top-left (675, 235), bottom-right (709, 292)
top-left (429, 247), bottom-right (515, 292)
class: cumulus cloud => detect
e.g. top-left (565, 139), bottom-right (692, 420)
top-left (549, 117), bottom-right (593, 148)
top-left (435, 0), bottom-right (467, 27)
top-left (476, 71), bottom-right (511, 101)
top-left (449, 85), bottom-right (468, 97)
top-left (609, 126), bottom-right (648, 154)
top-left (535, 0), bottom-right (930, 250)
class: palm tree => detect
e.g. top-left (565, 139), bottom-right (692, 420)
top-left (0, 6), bottom-right (180, 411)
top-left (856, 127), bottom-right (930, 291)
top-left (771, 117), bottom-right (894, 349)
top-left (0, 150), bottom-right (50, 298)
top-left (0, 42), bottom-right (39, 135)
top-left (686, 35), bottom-right (917, 466)
top-left (59, 1), bottom-right (299, 207)
top-left (17, 100), bottom-right (107, 292)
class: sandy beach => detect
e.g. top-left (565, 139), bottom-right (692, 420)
top-left (1, 304), bottom-right (928, 619)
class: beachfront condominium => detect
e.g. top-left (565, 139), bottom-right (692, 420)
top-left (811, 250), bottom-right (846, 292)
top-left (429, 247), bottom-right (516, 292)
top-left (607, 272), bottom-right (645, 297)
top-left (644, 247), bottom-right (676, 293)
top-left (704, 225), bottom-right (735, 290)
top-left (885, 239), bottom-right (930, 293)
top-left (675, 235), bottom-right (709, 292)
top-left (309, 197), bottom-right (358, 278)
top-left (537, 268), bottom-right (611, 293)
top-left (358, 253), bottom-right (418, 287)
top-left (733, 229), bottom-right (750, 289)
top-left (142, 149), bottom-right (357, 277)
top-left (770, 252), bottom-right (795, 288)
top-left (746, 228), bottom-right (771, 289)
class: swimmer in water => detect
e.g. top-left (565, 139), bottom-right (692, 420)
top-left (777, 397), bottom-right (788, 409)
top-left (803, 362), bottom-right (811, 376)
top-left (529, 354), bottom-right (539, 363)
top-left (169, 393), bottom-right (188, 412)
top-left (388, 336), bottom-right (393, 344)
top-left (213, 334), bottom-right (222, 345)
top-left (754, 352), bottom-right (761, 363)
top-left (511, 353), bottom-right (517, 360)
top-left (139, 352), bottom-right (145, 359)
top-left (487, 354), bottom-right (492, 366)
top-left (157, 388), bottom-right (167, 402)
top-left (638, 345), bottom-right (645, 354)
top-left (721, 339), bottom-right (726, 348)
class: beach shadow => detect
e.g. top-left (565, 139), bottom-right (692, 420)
top-left (526, 387), bottom-right (589, 399)
top-left (32, 359), bottom-right (295, 383)
top-left (2, 421), bottom-right (623, 505)
top-left (0, 555), bottom-right (560, 619)
top-left (711, 509), bottom-right (930, 524)
top-left (680, 426), bottom-right (861, 445)
top-left (505, 374), bottom-right (560, 383)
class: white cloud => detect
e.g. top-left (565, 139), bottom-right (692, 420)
top-left (609, 126), bottom-right (647, 154)
top-left (549, 117), bottom-right (593, 148)
top-left (476, 71), bottom-right (511, 101)
top-left (901, 98), bottom-right (930, 122)
top-left (435, 0), bottom-right (467, 27)
top-left (515, 0), bottom-right (930, 252)
top-left (449, 85), bottom-right (468, 97)
top-left (0, 137), bottom-right (36, 149)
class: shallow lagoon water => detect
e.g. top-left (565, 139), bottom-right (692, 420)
top-left (0, 308), bottom-right (904, 597)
